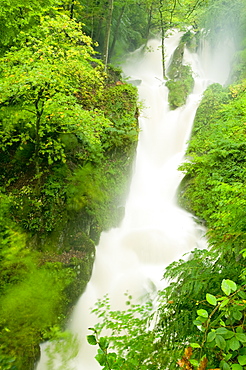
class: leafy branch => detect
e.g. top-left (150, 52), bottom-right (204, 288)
top-left (180, 279), bottom-right (246, 370)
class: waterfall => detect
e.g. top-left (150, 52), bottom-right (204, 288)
top-left (36, 30), bottom-right (233, 370)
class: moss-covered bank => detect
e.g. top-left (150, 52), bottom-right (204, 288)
top-left (178, 76), bottom-right (246, 256)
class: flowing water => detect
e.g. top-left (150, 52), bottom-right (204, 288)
top-left (36, 30), bottom-right (234, 370)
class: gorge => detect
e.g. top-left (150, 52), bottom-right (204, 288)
top-left (36, 29), bottom-right (234, 369)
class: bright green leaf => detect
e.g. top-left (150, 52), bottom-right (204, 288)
top-left (95, 352), bottom-right (106, 366)
top-left (221, 279), bottom-right (237, 295)
top-left (238, 355), bottom-right (246, 366)
top-left (99, 337), bottom-right (109, 350)
top-left (87, 335), bottom-right (97, 345)
top-left (107, 352), bottom-right (117, 367)
top-left (224, 353), bottom-right (232, 361)
top-left (219, 298), bottom-right (230, 309)
top-left (197, 309), bottom-right (208, 318)
top-left (229, 337), bottom-right (240, 351)
top-left (206, 293), bottom-right (217, 306)
top-left (223, 331), bottom-right (235, 339)
top-left (215, 334), bottom-right (226, 349)
top-left (231, 365), bottom-right (243, 370)
top-left (236, 333), bottom-right (246, 343)
top-left (220, 360), bottom-right (230, 370)
top-left (207, 331), bottom-right (216, 342)
top-left (216, 327), bottom-right (229, 335)
top-left (227, 280), bottom-right (237, 291)
top-left (233, 310), bottom-right (243, 321)
top-left (189, 359), bottom-right (199, 366)
top-left (238, 290), bottom-right (246, 299)
top-left (190, 343), bottom-right (201, 348)
top-left (240, 248), bottom-right (246, 258)
top-left (236, 327), bottom-right (243, 333)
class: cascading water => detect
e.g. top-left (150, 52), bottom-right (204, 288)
top-left (36, 30), bottom-right (234, 370)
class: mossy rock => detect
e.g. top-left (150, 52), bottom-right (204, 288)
top-left (167, 43), bottom-right (185, 80)
top-left (166, 40), bottom-right (194, 110)
top-left (180, 30), bottom-right (199, 52)
top-left (166, 65), bottom-right (194, 110)
top-left (176, 173), bottom-right (194, 213)
top-left (65, 253), bottom-right (95, 307)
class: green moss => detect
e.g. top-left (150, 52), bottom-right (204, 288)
top-left (65, 253), bottom-right (95, 307)
top-left (177, 173), bottom-right (194, 215)
top-left (167, 43), bottom-right (185, 80)
top-left (166, 42), bottom-right (194, 110)
top-left (180, 30), bottom-right (199, 52)
top-left (0, 256), bottom-right (75, 369)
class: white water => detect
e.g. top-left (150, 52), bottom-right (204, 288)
top-left (37, 31), bottom-right (233, 370)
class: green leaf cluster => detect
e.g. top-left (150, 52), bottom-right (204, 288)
top-left (188, 278), bottom-right (246, 370)
top-left (87, 257), bottom-right (246, 370)
top-left (87, 295), bottom-right (163, 369)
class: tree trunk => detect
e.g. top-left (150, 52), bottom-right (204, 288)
top-left (108, 4), bottom-right (125, 61)
top-left (159, 0), bottom-right (166, 79)
top-left (145, 3), bottom-right (154, 41)
top-left (70, 0), bottom-right (75, 19)
top-left (103, 0), bottom-right (114, 70)
top-left (34, 95), bottom-right (44, 180)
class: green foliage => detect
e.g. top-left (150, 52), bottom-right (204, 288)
top-left (76, 0), bottom-right (152, 62)
top-left (5, 1), bottom-right (246, 370)
top-left (87, 294), bottom-right (162, 369)
top-left (166, 66), bottom-right (194, 109)
top-left (66, 164), bottom-right (106, 212)
top-left (180, 278), bottom-right (246, 370)
top-left (87, 250), bottom-right (246, 370)
top-left (157, 247), bottom-right (245, 368)
top-left (45, 330), bottom-right (79, 370)
top-left (197, 0), bottom-right (246, 43)
top-left (65, 0), bottom-right (208, 64)
top-left (0, 0), bottom-right (60, 51)
top-left (0, 3), bottom-right (139, 368)
top-left (179, 81), bottom-right (246, 255)
top-left (0, 14), bottom-right (109, 172)
top-left (99, 84), bottom-right (139, 153)
top-left (0, 200), bottom-right (78, 366)
top-left (0, 11), bottom-right (138, 236)
top-left (0, 244), bottom-right (76, 368)
top-left (0, 192), bottom-right (32, 293)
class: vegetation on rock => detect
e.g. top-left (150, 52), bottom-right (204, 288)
top-left (166, 32), bottom-right (195, 109)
